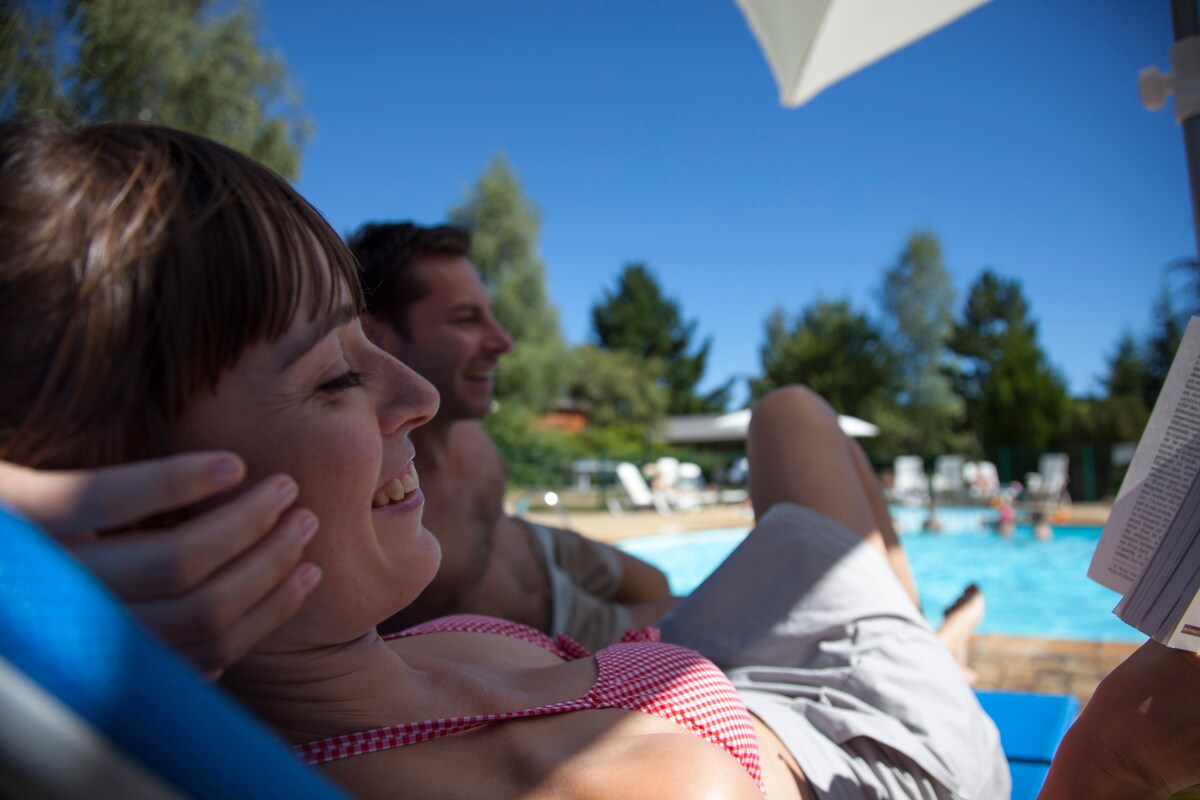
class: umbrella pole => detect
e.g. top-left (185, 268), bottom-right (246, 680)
top-left (1173, 0), bottom-right (1200, 259)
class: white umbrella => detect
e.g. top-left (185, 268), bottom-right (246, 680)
top-left (664, 408), bottom-right (879, 443)
top-left (733, 0), bottom-right (991, 108)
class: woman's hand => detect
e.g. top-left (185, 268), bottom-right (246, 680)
top-left (0, 453), bottom-right (322, 677)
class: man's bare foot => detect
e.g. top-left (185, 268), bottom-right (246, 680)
top-left (937, 583), bottom-right (984, 685)
top-left (1039, 641), bottom-right (1200, 799)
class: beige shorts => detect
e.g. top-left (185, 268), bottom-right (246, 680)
top-left (658, 503), bottom-right (1010, 800)
top-left (523, 522), bottom-right (634, 652)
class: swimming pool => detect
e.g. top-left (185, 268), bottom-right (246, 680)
top-left (618, 511), bottom-right (1143, 643)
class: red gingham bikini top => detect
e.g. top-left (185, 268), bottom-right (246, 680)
top-left (292, 614), bottom-right (763, 795)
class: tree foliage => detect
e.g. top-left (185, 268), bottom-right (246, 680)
top-left (1, 0), bottom-right (310, 180)
top-left (591, 263), bottom-right (730, 414)
top-left (565, 345), bottom-right (667, 429)
top-left (1144, 287), bottom-right (1185, 411)
top-left (749, 299), bottom-right (897, 416)
top-left (1080, 331), bottom-right (1152, 444)
top-left (878, 231), bottom-right (967, 454)
top-left (481, 405), bottom-right (578, 487)
top-left (951, 269), bottom-right (1068, 449)
top-left (450, 154), bottom-right (567, 411)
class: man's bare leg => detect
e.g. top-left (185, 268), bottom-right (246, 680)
top-left (1039, 640), bottom-right (1200, 799)
top-left (748, 386), bottom-right (984, 679)
top-left (936, 583), bottom-right (985, 684)
top-left (846, 432), bottom-right (920, 607)
top-left (748, 386), bottom-right (919, 605)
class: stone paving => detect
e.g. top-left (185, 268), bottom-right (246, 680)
top-left (971, 634), bottom-right (1138, 707)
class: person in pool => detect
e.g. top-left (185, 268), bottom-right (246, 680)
top-left (1, 120), bottom-right (1196, 799)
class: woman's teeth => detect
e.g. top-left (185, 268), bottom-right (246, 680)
top-left (372, 468), bottom-right (420, 508)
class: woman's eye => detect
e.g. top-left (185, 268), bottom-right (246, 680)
top-left (317, 370), bottom-right (364, 394)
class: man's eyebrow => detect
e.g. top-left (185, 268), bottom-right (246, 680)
top-left (280, 303), bottom-right (359, 368)
top-left (446, 301), bottom-right (486, 315)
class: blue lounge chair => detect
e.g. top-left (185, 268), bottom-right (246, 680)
top-left (0, 504), bottom-right (345, 799)
top-left (976, 688), bottom-right (1080, 800)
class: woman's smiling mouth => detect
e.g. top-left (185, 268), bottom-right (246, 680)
top-left (372, 467), bottom-right (420, 509)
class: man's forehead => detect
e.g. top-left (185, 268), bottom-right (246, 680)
top-left (413, 256), bottom-right (491, 303)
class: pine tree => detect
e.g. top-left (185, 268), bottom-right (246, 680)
top-left (591, 263), bottom-right (730, 414)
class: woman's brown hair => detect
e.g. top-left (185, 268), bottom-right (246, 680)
top-left (0, 121), bottom-right (364, 469)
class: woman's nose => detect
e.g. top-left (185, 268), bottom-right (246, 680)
top-left (380, 355), bottom-right (439, 436)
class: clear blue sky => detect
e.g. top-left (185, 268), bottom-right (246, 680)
top-left (259, 0), bottom-right (1193, 407)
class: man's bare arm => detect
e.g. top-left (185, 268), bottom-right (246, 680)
top-left (612, 548), bottom-right (671, 601)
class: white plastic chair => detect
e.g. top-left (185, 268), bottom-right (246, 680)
top-left (890, 456), bottom-right (929, 505)
top-left (613, 462), bottom-right (672, 514)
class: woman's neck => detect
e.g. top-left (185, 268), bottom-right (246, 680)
top-left (220, 629), bottom-right (424, 743)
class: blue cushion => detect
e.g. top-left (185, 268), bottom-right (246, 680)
top-left (0, 505), bottom-right (344, 799)
top-left (975, 688), bottom-right (1079, 762)
top-left (976, 688), bottom-right (1080, 800)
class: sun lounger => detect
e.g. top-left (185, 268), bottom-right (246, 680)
top-left (888, 455), bottom-right (929, 505)
top-left (964, 460), bottom-right (1001, 501)
top-left (931, 455), bottom-right (965, 501)
top-left (0, 504), bottom-right (346, 799)
top-left (975, 688), bottom-right (1080, 800)
top-left (611, 461), bottom-right (673, 514)
top-left (1024, 452), bottom-right (1070, 508)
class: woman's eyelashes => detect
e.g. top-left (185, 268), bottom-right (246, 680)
top-left (316, 369), bottom-right (364, 396)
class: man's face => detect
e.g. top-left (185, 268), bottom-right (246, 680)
top-left (384, 256), bottom-right (513, 422)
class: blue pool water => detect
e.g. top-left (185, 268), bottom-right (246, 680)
top-left (619, 509), bottom-right (1143, 643)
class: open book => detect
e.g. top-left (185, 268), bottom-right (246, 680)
top-left (1088, 316), bottom-right (1200, 653)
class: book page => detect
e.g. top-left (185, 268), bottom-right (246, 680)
top-left (1089, 317), bottom-right (1200, 594)
top-left (1167, 591), bottom-right (1200, 650)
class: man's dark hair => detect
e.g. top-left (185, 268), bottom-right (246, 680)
top-left (347, 221), bottom-right (471, 338)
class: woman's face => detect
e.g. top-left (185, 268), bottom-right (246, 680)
top-left (171, 285), bottom-right (442, 647)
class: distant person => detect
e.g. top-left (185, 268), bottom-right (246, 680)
top-left (349, 222), bottom-right (676, 650)
top-left (1032, 509), bottom-right (1054, 541)
top-left (994, 497), bottom-right (1016, 538)
top-left (922, 499), bottom-right (945, 533)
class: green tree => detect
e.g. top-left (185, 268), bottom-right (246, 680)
top-left (749, 299), bottom-right (898, 417)
top-left (878, 231), bottom-right (967, 454)
top-left (565, 345), bottom-right (668, 429)
top-left (2, 0), bottom-right (310, 180)
top-left (591, 263), bottom-right (731, 414)
top-left (952, 269), bottom-right (1069, 450)
top-left (450, 154), bottom-right (567, 411)
top-left (1144, 287), bottom-right (1185, 410)
top-left (1105, 330), bottom-right (1150, 401)
top-left (1094, 330), bottom-right (1152, 444)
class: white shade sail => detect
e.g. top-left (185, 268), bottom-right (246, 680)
top-left (665, 409), bottom-right (879, 445)
top-left (734, 0), bottom-right (991, 107)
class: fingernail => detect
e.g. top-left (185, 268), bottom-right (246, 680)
top-left (276, 476), bottom-right (298, 506)
top-left (296, 563), bottom-right (322, 592)
top-left (296, 512), bottom-right (319, 544)
top-left (210, 455), bottom-right (243, 488)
